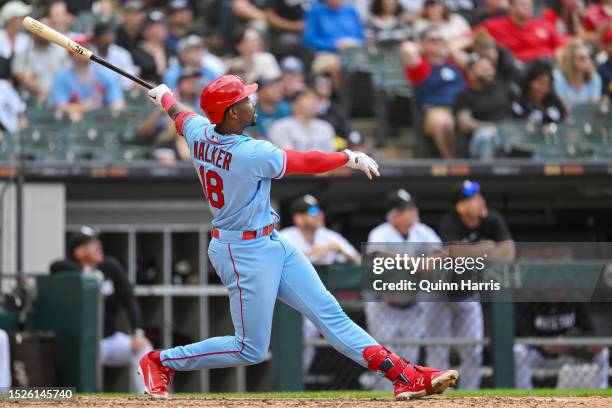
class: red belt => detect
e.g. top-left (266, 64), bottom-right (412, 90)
top-left (212, 223), bottom-right (275, 240)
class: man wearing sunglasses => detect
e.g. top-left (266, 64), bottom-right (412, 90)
top-left (401, 27), bottom-right (467, 158)
top-left (424, 180), bottom-right (515, 389)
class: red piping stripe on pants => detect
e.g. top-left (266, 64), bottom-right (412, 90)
top-left (161, 243), bottom-right (245, 362)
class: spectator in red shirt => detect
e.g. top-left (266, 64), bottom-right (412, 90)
top-left (541, 0), bottom-right (590, 42)
top-left (480, 0), bottom-right (564, 62)
top-left (584, 0), bottom-right (612, 35)
top-left (401, 27), bottom-right (467, 158)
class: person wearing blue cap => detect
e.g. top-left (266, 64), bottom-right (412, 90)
top-left (424, 180), bottom-right (515, 389)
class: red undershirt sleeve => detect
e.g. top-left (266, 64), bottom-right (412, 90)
top-left (174, 111), bottom-right (198, 136)
top-left (159, 92), bottom-right (199, 137)
top-left (284, 149), bottom-right (348, 175)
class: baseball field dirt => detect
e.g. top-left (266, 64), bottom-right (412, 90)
top-left (5, 396), bottom-right (612, 407)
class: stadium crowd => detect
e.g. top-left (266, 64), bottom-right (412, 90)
top-left (0, 0), bottom-right (610, 161)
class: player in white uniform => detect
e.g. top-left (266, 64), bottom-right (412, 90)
top-left (281, 194), bottom-right (360, 372)
top-left (365, 189), bottom-right (442, 390)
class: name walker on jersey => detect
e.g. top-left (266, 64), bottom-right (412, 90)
top-left (372, 279), bottom-right (501, 292)
top-left (194, 140), bottom-right (233, 170)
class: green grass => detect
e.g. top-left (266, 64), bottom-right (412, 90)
top-left (83, 389), bottom-right (612, 399)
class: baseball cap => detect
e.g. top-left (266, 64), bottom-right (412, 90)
top-left (177, 34), bottom-right (203, 53)
top-left (256, 74), bottom-right (282, 87)
top-left (144, 10), bottom-right (165, 28)
top-left (452, 180), bottom-right (481, 204)
top-left (0, 1), bottom-right (32, 26)
top-left (281, 56), bottom-right (304, 74)
top-left (168, 0), bottom-right (190, 14)
top-left (386, 189), bottom-right (416, 212)
top-left (178, 67), bottom-right (202, 83)
top-left (68, 226), bottom-right (98, 258)
top-left (123, 0), bottom-right (144, 12)
top-left (290, 194), bottom-right (321, 216)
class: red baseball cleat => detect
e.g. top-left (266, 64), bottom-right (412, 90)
top-left (138, 351), bottom-right (175, 399)
top-left (394, 364), bottom-right (459, 400)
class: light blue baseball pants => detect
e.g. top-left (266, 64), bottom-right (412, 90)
top-left (160, 231), bottom-right (378, 370)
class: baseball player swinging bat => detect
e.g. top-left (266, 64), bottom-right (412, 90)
top-left (24, 15), bottom-right (459, 402)
top-left (22, 16), bottom-right (154, 90)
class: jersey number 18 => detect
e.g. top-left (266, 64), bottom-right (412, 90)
top-left (199, 166), bottom-right (225, 209)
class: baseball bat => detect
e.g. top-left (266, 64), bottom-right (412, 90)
top-left (22, 16), bottom-right (155, 90)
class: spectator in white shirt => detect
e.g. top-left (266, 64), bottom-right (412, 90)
top-left (269, 87), bottom-right (336, 151)
top-left (0, 1), bottom-right (32, 78)
top-left (281, 194), bottom-right (360, 373)
top-left (0, 79), bottom-right (26, 135)
top-left (88, 21), bottom-right (139, 90)
top-left (364, 189), bottom-right (441, 390)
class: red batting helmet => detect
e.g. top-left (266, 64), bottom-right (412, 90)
top-left (200, 75), bottom-right (258, 124)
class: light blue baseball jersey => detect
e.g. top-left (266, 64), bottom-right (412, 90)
top-left (182, 114), bottom-right (287, 231)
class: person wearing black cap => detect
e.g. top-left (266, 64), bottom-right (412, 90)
top-left (131, 11), bottom-right (169, 84)
top-left (166, 0), bottom-right (194, 52)
top-left (49, 226), bottom-right (151, 393)
top-left (364, 188), bottom-right (441, 390)
top-left (424, 180), bottom-right (515, 390)
top-left (280, 194), bottom-right (360, 373)
top-left (89, 20), bottom-right (138, 90)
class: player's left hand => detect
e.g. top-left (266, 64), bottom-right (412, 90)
top-left (147, 84), bottom-right (172, 107)
top-left (343, 149), bottom-right (380, 180)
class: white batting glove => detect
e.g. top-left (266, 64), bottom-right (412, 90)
top-left (147, 84), bottom-right (172, 107)
top-left (343, 149), bottom-right (380, 180)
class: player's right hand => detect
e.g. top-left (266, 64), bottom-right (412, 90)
top-left (343, 149), bottom-right (380, 180)
top-left (147, 84), bottom-right (172, 107)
